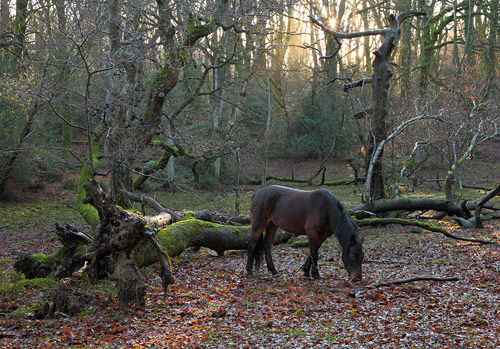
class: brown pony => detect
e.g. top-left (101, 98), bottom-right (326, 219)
top-left (246, 185), bottom-right (364, 281)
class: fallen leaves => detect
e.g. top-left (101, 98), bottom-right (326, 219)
top-left (1, 194), bottom-right (500, 348)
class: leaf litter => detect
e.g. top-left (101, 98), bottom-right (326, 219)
top-left (0, 193), bottom-right (499, 348)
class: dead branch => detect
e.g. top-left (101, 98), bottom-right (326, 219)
top-left (422, 178), bottom-right (493, 192)
top-left (354, 217), bottom-right (497, 245)
top-left (356, 276), bottom-right (459, 290)
top-left (474, 183), bottom-right (500, 228)
top-left (344, 78), bottom-right (372, 92)
top-left (364, 114), bottom-right (438, 201)
top-left (354, 198), bottom-right (470, 219)
top-left (121, 188), bottom-right (250, 226)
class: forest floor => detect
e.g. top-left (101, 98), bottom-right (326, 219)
top-left (1, 149), bottom-right (500, 348)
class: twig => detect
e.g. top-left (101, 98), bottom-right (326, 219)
top-left (327, 276), bottom-right (459, 293)
top-left (355, 276), bottom-right (460, 290)
top-left (120, 189), bottom-right (166, 214)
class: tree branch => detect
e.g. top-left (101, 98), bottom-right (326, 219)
top-left (344, 78), bottom-right (372, 92)
top-left (357, 276), bottom-right (459, 290)
top-left (309, 15), bottom-right (387, 39)
top-left (365, 114), bottom-right (439, 201)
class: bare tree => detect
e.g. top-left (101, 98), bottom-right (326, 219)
top-left (311, 9), bottom-right (425, 201)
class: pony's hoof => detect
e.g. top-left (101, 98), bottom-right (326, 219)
top-left (270, 269), bottom-right (278, 276)
top-left (313, 274), bottom-right (321, 281)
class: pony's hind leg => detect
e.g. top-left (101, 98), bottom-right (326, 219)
top-left (302, 254), bottom-right (312, 277)
top-left (264, 223), bottom-right (279, 275)
top-left (253, 236), bottom-right (264, 270)
top-left (246, 225), bottom-right (266, 278)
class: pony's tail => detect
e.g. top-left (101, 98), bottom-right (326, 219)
top-left (254, 234), bottom-right (265, 269)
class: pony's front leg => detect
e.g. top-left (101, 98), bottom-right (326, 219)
top-left (309, 243), bottom-right (321, 280)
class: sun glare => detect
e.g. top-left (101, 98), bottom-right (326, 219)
top-left (329, 17), bottom-right (336, 29)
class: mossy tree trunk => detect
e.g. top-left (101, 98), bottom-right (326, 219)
top-left (417, 0), bottom-right (468, 93)
top-left (133, 141), bottom-right (193, 190)
top-left (97, 0), bottom-right (229, 208)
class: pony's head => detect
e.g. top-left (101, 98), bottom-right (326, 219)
top-left (339, 216), bottom-right (364, 282)
top-left (342, 231), bottom-right (364, 282)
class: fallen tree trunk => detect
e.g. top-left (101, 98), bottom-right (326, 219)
top-left (247, 176), bottom-right (357, 187)
top-left (134, 218), bottom-right (292, 267)
top-left (354, 198), bottom-right (471, 219)
top-left (120, 188), bottom-right (251, 225)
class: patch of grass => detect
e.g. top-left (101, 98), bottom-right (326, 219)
top-left (18, 278), bottom-right (58, 289)
top-left (287, 327), bottom-right (307, 338)
top-left (0, 269), bottom-right (25, 303)
top-left (245, 301), bottom-right (256, 307)
top-left (265, 288), bottom-right (282, 295)
top-left (325, 333), bottom-right (339, 341)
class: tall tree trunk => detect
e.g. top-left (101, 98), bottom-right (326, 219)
top-left (397, 0), bottom-right (412, 98)
top-left (0, 0), bottom-right (9, 34)
top-left (0, 102), bottom-right (43, 196)
top-left (269, 3), bottom-right (292, 146)
top-left (485, 0), bottom-right (498, 95)
top-left (9, 0), bottom-right (28, 63)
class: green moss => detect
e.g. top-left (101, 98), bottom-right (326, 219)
top-left (323, 178), bottom-right (354, 186)
top-left (133, 219), bottom-right (251, 267)
top-left (33, 250), bottom-right (62, 267)
top-left (183, 211), bottom-right (195, 220)
top-left (10, 304), bottom-right (39, 318)
top-left (287, 238), bottom-right (309, 248)
top-left (126, 208), bottom-right (142, 215)
top-left (18, 277), bottom-right (57, 289)
top-left (75, 123), bottom-right (103, 229)
top-left (76, 164), bottom-right (99, 229)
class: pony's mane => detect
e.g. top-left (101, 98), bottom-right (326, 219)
top-left (335, 201), bottom-right (357, 249)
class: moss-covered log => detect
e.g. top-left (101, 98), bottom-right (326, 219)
top-left (133, 218), bottom-right (292, 268)
top-left (248, 176), bottom-right (356, 187)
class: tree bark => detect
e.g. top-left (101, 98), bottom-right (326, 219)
top-left (82, 179), bottom-right (173, 309)
top-left (354, 198), bottom-right (470, 219)
top-left (473, 183), bottom-right (500, 228)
